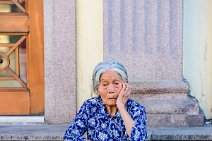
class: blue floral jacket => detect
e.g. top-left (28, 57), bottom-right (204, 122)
top-left (64, 96), bottom-right (147, 141)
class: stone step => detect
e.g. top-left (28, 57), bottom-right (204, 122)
top-left (148, 124), bottom-right (212, 140)
top-left (140, 97), bottom-right (200, 114)
top-left (147, 113), bottom-right (205, 127)
top-left (0, 124), bottom-right (67, 141)
top-left (0, 124), bottom-right (212, 140)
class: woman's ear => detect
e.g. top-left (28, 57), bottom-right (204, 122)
top-left (96, 88), bottom-right (99, 95)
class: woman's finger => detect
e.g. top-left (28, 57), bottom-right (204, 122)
top-left (118, 83), bottom-right (126, 98)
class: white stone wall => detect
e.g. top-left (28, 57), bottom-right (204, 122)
top-left (183, 0), bottom-right (212, 119)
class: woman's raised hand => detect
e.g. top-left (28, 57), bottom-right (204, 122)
top-left (116, 83), bottom-right (131, 109)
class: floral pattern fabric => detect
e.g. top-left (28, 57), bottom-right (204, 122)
top-left (64, 96), bottom-right (147, 141)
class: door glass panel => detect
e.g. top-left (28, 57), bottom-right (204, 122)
top-left (19, 39), bottom-right (26, 82)
top-left (0, 35), bottom-right (27, 88)
top-left (0, 0), bottom-right (26, 13)
top-left (0, 0), bottom-right (27, 88)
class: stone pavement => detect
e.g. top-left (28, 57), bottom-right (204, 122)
top-left (0, 124), bottom-right (212, 140)
top-left (148, 124), bottom-right (212, 140)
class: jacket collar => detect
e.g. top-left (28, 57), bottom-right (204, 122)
top-left (96, 96), bottom-right (122, 119)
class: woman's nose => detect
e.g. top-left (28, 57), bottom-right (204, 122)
top-left (108, 84), bottom-right (115, 92)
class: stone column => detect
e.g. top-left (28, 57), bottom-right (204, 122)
top-left (104, 0), bottom-right (204, 126)
top-left (44, 0), bottom-right (76, 124)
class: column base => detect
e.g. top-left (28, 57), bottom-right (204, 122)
top-left (131, 80), bottom-right (205, 127)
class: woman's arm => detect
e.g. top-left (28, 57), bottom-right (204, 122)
top-left (117, 83), bottom-right (134, 135)
top-left (129, 105), bottom-right (147, 141)
top-left (117, 83), bottom-right (147, 141)
top-left (118, 104), bottom-right (147, 141)
top-left (64, 101), bottom-right (89, 141)
top-left (117, 104), bottom-right (135, 135)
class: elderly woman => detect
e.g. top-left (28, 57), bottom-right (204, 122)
top-left (64, 60), bottom-right (147, 141)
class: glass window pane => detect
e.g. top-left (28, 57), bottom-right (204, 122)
top-left (0, 35), bottom-right (27, 88)
top-left (0, 0), bottom-right (26, 13)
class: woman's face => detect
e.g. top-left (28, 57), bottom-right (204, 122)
top-left (98, 70), bottom-right (124, 106)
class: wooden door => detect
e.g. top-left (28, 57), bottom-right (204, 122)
top-left (0, 0), bottom-right (44, 115)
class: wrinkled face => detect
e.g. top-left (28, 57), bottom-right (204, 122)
top-left (98, 70), bottom-right (123, 106)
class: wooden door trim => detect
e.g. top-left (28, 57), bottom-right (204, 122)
top-left (0, 88), bottom-right (28, 92)
top-left (27, 0), bottom-right (44, 114)
top-left (0, 13), bottom-right (29, 33)
top-left (0, 91), bottom-right (30, 115)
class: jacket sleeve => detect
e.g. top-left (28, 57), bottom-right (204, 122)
top-left (64, 101), bottom-right (89, 141)
top-left (129, 105), bottom-right (147, 141)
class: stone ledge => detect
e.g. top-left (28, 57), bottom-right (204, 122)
top-left (130, 80), bottom-right (189, 95)
top-left (139, 97), bottom-right (200, 114)
top-left (147, 113), bottom-right (205, 127)
top-left (0, 124), bottom-right (212, 140)
top-left (0, 124), bottom-right (67, 141)
top-left (148, 124), bottom-right (212, 140)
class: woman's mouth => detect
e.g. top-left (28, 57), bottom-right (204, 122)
top-left (107, 93), bottom-right (118, 100)
top-left (109, 97), bottom-right (117, 100)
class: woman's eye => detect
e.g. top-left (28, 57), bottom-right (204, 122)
top-left (102, 84), bottom-right (108, 87)
top-left (114, 83), bottom-right (121, 87)
top-left (114, 81), bottom-right (121, 85)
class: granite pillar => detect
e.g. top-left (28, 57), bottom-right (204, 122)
top-left (44, 0), bottom-right (76, 124)
top-left (104, 0), bottom-right (204, 126)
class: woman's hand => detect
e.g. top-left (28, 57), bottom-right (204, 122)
top-left (116, 83), bottom-right (131, 109)
top-left (116, 83), bottom-right (134, 136)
